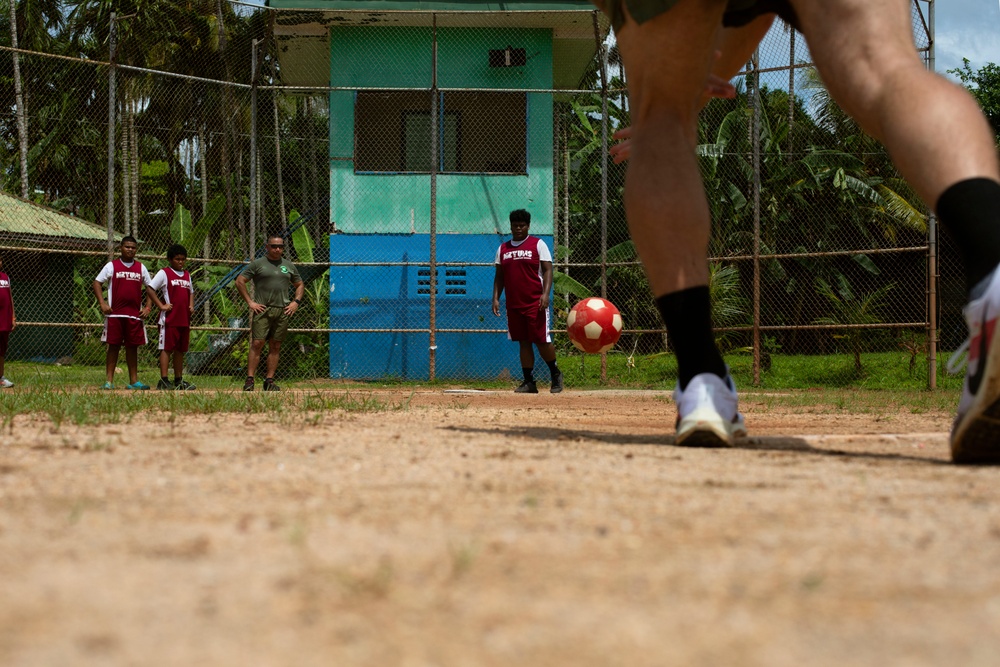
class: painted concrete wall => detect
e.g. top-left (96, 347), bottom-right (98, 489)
top-left (328, 26), bottom-right (554, 236)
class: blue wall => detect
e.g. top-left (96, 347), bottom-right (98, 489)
top-left (329, 233), bottom-right (554, 380)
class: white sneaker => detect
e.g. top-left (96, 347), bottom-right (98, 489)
top-left (0, 377), bottom-right (12, 388)
top-left (674, 372), bottom-right (747, 447)
top-left (949, 268), bottom-right (1000, 463)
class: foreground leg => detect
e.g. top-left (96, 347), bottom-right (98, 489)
top-left (792, 0), bottom-right (1000, 461)
top-left (612, 0), bottom-right (745, 444)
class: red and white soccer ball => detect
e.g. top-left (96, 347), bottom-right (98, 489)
top-left (566, 298), bottom-right (623, 354)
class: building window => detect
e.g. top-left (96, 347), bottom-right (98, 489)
top-left (355, 91), bottom-right (526, 174)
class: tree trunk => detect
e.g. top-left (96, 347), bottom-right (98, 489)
top-left (273, 92), bottom-right (286, 232)
top-left (8, 0), bottom-right (30, 199)
top-left (216, 0), bottom-right (237, 258)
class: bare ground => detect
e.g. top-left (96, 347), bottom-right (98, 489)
top-left (1, 389), bottom-right (999, 667)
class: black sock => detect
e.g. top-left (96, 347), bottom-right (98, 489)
top-left (522, 368), bottom-right (534, 382)
top-left (161, 376), bottom-right (169, 384)
top-left (265, 377), bottom-right (274, 383)
top-left (545, 359), bottom-right (560, 376)
top-left (936, 178), bottom-right (1000, 293)
top-left (174, 377), bottom-right (182, 385)
top-left (656, 286), bottom-right (727, 390)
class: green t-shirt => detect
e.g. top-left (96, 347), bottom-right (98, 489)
top-left (241, 257), bottom-right (301, 307)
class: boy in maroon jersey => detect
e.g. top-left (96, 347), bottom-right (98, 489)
top-left (92, 236), bottom-right (164, 390)
top-left (149, 244), bottom-right (196, 390)
top-left (492, 209), bottom-right (564, 394)
top-left (0, 255), bottom-right (16, 388)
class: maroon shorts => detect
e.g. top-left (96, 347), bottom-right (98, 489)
top-left (507, 306), bottom-right (552, 344)
top-left (101, 317), bottom-right (147, 347)
top-left (0, 331), bottom-right (8, 357)
top-left (158, 325), bottom-right (190, 353)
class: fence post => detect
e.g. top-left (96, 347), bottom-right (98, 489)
top-left (927, 0), bottom-right (937, 390)
top-left (106, 12), bottom-right (117, 259)
top-left (595, 11), bottom-right (609, 383)
top-left (428, 14), bottom-right (438, 382)
top-left (750, 49), bottom-right (762, 386)
top-left (249, 39), bottom-right (258, 258)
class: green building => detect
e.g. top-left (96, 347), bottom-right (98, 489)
top-left (0, 191), bottom-right (121, 361)
top-left (269, 0), bottom-right (607, 378)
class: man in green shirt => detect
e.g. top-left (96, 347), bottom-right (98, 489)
top-left (235, 236), bottom-right (305, 391)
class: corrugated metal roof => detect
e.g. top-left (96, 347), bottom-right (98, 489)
top-left (0, 190), bottom-right (120, 242)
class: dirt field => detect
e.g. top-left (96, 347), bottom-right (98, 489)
top-left (2, 388), bottom-right (999, 667)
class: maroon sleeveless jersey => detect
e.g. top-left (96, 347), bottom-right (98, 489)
top-left (497, 236), bottom-right (545, 311)
top-left (154, 268), bottom-right (193, 328)
top-left (0, 272), bottom-right (12, 331)
top-left (109, 258), bottom-right (146, 318)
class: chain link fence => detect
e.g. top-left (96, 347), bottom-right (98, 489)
top-left (0, 0), bottom-right (944, 386)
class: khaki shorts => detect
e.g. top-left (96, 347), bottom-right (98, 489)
top-left (251, 306), bottom-right (291, 342)
top-left (592, 0), bottom-right (798, 33)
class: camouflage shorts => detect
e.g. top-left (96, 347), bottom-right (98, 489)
top-left (592, 0), bottom-right (798, 33)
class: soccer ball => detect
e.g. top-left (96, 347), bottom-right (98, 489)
top-left (566, 298), bottom-right (623, 354)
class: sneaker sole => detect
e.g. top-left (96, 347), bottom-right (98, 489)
top-left (676, 410), bottom-right (734, 448)
top-left (953, 328), bottom-right (1000, 464)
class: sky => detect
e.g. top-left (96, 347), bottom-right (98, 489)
top-left (936, 0), bottom-right (1000, 75)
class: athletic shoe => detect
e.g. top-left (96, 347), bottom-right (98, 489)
top-left (263, 379), bottom-right (281, 392)
top-left (514, 379), bottom-right (538, 394)
top-left (101, 382), bottom-right (115, 390)
top-left (0, 377), bottom-right (13, 388)
top-left (550, 370), bottom-right (564, 394)
top-left (127, 381), bottom-right (151, 391)
top-left (157, 379), bottom-right (173, 390)
top-left (243, 377), bottom-right (255, 392)
top-left (175, 380), bottom-right (196, 391)
top-left (674, 372), bottom-right (747, 447)
top-left (949, 268), bottom-right (1000, 463)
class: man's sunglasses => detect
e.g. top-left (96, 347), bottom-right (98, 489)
top-left (269, 244), bottom-right (285, 248)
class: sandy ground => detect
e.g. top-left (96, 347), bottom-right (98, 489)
top-left (1, 388), bottom-right (999, 667)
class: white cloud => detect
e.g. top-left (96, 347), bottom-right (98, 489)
top-left (935, 0), bottom-right (1000, 73)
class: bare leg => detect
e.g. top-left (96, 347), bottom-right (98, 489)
top-left (536, 342), bottom-right (557, 363)
top-left (265, 340), bottom-right (281, 379)
top-left (614, 0), bottom-right (728, 297)
top-left (0, 353), bottom-right (6, 379)
top-left (124, 346), bottom-right (138, 385)
top-left (105, 345), bottom-right (120, 384)
top-left (173, 352), bottom-right (184, 379)
top-left (159, 349), bottom-right (170, 378)
top-left (248, 339), bottom-right (266, 378)
top-left (518, 341), bottom-right (535, 371)
top-left (791, 0), bottom-right (999, 205)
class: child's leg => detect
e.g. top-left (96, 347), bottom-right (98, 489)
top-left (173, 351), bottom-right (184, 380)
top-left (124, 346), bottom-right (139, 384)
top-left (106, 344), bottom-right (121, 384)
top-left (159, 349), bottom-right (170, 379)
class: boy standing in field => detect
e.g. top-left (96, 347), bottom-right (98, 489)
top-left (0, 255), bottom-right (16, 388)
top-left (93, 236), bottom-right (163, 390)
top-left (149, 244), bottom-right (196, 390)
top-left (492, 209), bottom-right (564, 394)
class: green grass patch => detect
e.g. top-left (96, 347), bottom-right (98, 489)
top-left (0, 347), bottom-right (961, 430)
top-left (0, 382), bottom-right (412, 431)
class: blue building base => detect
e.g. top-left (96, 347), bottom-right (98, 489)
top-left (329, 233), bottom-right (554, 381)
